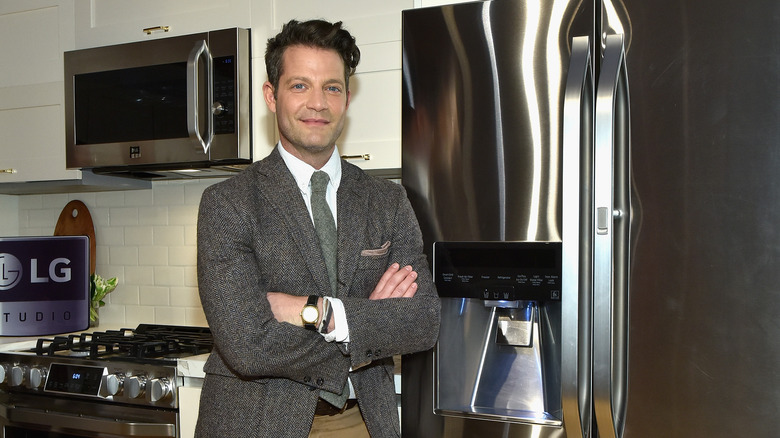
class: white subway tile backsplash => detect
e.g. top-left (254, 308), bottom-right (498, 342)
top-left (109, 246), bottom-right (139, 266)
top-left (95, 191), bottom-right (126, 207)
top-left (184, 225), bottom-right (197, 246)
top-left (138, 206), bottom-right (168, 226)
top-left (109, 207), bottom-right (140, 226)
top-left (154, 306), bottom-right (186, 325)
top-left (153, 225), bottom-right (185, 246)
top-left (125, 305), bottom-right (155, 324)
top-left (184, 266), bottom-right (198, 288)
top-left (123, 188), bottom-right (154, 207)
top-left (109, 285), bottom-right (140, 305)
top-left (125, 266), bottom-right (155, 286)
top-left (168, 246), bottom-right (196, 267)
top-left (168, 205), bottom-right (198, 225)
top-left (97, 226), bottom-right (126, 246)
top-left (139, 246), bottom-right (169, 266)
top-left (154, 266), bottom-right (186, 287)
top-left (18, 194), bottom-right (43, 210)
top-left (16, 180), bottom-right (213, 327)
top-left (170, 286), bottom-right (201, 307)
top-left (140, 286), bottom-right (171, 306)
top-left (125, 227), bottom-right (155, 246)
top-left (153, 183), bottom-right (186, 206)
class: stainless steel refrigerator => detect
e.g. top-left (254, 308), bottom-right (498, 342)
top-left (400, 0), bottom-right (780, 437)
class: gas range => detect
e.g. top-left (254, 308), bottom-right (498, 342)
top-left (0, 324), bottom-right (213, 437)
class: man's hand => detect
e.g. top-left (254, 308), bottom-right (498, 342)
top-left (267, 293), bottom-right (310, 326)
top-left (369, 263), bottom-right (419, 300)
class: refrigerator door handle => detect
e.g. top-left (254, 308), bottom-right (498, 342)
top-left (593, 33), bottom-right (631, 438)
top-left (561, 35), bottom-right (594, 438)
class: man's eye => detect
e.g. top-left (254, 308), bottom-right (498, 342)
top-left (292, 84), bottom-right (306, 90)
top-left (326, 86), bottom-right (342, 93)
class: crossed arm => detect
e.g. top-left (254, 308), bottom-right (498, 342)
top-left (266, 262), bottom-right (419, 330)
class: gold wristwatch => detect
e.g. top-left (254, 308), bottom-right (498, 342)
top-left (300, 295), bottom-right (319, 330)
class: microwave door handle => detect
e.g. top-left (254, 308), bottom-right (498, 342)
top-left (187, 39), bottom-right (215, 154)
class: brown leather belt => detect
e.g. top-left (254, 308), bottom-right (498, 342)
top-left (314, 398), bottom-right (358, 416)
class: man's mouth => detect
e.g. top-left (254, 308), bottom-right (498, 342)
top-left (301, 118), bottom-right (330, 126)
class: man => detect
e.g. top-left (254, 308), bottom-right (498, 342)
top-left (195, 19), bottom-right (441, 438)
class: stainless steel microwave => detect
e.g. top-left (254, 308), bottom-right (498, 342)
top-left (64, 28), bottom-right (251, 178)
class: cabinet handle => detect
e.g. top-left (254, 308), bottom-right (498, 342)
top-left (1, 168), bottom-right (17, 174)
top-left (143, 26), bottom-right (170, 35)
top-left (341, 154), bottom-right (372, 161)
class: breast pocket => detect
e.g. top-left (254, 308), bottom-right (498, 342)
top-left (357, 241), bottom-right (391, 270)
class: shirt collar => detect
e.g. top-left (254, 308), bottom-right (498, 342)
top-left (277, 142), bottom-right (342, 195)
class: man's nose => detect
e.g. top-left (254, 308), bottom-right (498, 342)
top-left (307, 90), bottom-right (328, 111)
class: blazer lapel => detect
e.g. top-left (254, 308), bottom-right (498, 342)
top-left (336, 164), bottom-right (370, 297)
top-left (254, 149), bottom-right (332, 296)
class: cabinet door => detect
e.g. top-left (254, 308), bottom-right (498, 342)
top-left (74, 0), bottom-right (251, 49)
top-left (260, 0), bottom-right (414, 170)
top-left (178, 386), bottom-right (202, 438)
top-left (0, 1), bottom-right (79, 183)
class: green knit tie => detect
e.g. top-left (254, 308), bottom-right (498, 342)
top-left (310, 171), bottom-right (338, 296)
top-left (310, 171), bottom-right (348, 409)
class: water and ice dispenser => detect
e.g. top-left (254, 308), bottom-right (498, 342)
top-left (432, 242), bottom-right (563, 426)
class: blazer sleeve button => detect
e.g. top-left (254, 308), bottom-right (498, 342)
top-left (304, 376), bottom-right (312, 383)
top-left (366, 350), bottom-right (373, 358)
top-left (316, 378), bottom-right (324, 386)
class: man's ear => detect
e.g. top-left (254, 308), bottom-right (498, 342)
top-left (262, 81), bottom-right (277, 113)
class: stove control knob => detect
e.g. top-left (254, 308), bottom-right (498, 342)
top-left (29, 367), bottom-right (47, 389)
top-left (103, 374), bottom-right (125, 396)
top-left (0, 364), bottom-right (7, 384)
top-left (125, 375), bottom-right (147, 399)
top-left (149, 378), bottom-right (172, 402)
top-left (9, 366), bottom-right (26, 387)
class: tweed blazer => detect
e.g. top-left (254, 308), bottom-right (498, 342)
top-left (195, 148), bottom-right (441, 438)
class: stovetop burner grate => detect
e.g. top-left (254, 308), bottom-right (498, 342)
top-left (32, 324), bottom-right (213, 363)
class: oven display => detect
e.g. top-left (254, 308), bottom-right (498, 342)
top-left (44, 363), bottom-right (105, 396)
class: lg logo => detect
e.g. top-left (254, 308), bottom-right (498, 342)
top-left (0, 253), bottom-right (72, 291)
top-left (0, 253), bottom-right (22, 291)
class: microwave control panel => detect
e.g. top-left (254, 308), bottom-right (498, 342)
top-left (432, 241), bottom-right (562, 302)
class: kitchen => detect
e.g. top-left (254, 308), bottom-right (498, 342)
top-left (1, 0), bottom-right (780, 437)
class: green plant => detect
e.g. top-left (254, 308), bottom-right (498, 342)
top-left (90, 273), bottom-right (118, 322)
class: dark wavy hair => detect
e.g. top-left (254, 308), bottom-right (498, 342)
top-left (265, 19), bottom-right (361, 97)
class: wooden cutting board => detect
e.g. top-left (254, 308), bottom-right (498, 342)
top-left (54, 200), bottom-right (96, 275)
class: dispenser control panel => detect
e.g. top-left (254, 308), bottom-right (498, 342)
top-left (432, 241), bottom-right (561, 301)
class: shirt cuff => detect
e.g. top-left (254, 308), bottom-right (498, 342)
top-left (320, 297), bottom-right (350, 343)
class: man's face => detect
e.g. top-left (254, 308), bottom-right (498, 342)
top-left (263, 45), bottom-right (351, 166)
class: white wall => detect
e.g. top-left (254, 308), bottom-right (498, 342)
top-left (15, 179), bottom-right (224, 327)
top-left (0, 195), bottom-right (19, 236)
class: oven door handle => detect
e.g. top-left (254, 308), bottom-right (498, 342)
top-left (7, 405), bottom-right (176, 437)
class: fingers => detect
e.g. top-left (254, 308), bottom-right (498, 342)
top-left (369, 263), bottom-right (419, 300)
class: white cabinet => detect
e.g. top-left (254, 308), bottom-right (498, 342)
top-left (0, 0), bottom-right (80, 185)
top-left (178, 386), bottom-right (202, 438)
top-left (73, 0), bottom-right (252, 49)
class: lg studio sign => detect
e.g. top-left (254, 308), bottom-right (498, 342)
top-left (0, 236), bottom-right (90, 336)
top-left (0, 253), bottom-right (76, 323)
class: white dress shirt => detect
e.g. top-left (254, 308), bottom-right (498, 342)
top-left (277, 143), bottom-right (350, 343)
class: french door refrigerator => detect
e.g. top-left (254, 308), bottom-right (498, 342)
top-left (400, 0), bottom-right (779, 437)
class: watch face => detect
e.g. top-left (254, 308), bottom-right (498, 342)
top-left (302, 306), bottom-right (318, 323)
